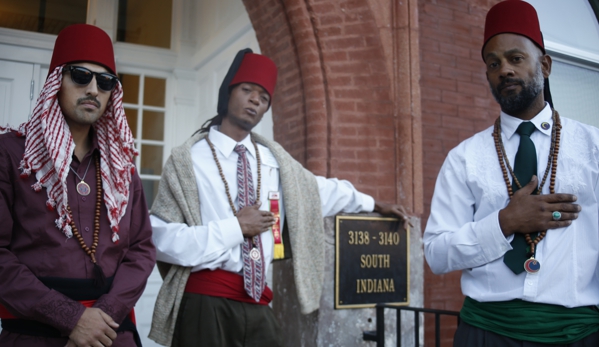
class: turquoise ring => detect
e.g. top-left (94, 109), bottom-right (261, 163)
top-left (552, 211), bottom-right (562, 221)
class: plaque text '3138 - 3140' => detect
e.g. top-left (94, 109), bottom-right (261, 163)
top-left (335, 215), bottom-right (409, 309)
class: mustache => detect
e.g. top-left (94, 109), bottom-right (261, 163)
top-left (497, 78), bottom-right (524, 92)
top-left (77, 96), bottom-right (101, 108)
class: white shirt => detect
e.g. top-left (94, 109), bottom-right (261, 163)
top-left (424, 103), bottom-right (599, 307)
top-left (151, 126), bottom-right (375, 276)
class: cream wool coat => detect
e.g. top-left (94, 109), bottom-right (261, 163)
top-left (149, 131), bottom-right (325, 346)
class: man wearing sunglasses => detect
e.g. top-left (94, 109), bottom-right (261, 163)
top-left (0, 24), bottom-right (155, 347)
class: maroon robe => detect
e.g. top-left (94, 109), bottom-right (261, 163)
top-left (0, 131), bottom-right (156, 346)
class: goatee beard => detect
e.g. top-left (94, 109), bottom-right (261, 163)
top-left (490, 64), bottom-right (544, 115)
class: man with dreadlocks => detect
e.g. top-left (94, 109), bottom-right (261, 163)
top-left (0, 24), bottom-right (155, 347)
top-left (424, 1), bottom-right (599, 346)
top-left (148, 49), bottom-right (410, 347)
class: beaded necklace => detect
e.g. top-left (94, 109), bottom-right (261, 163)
top-left (492, 110), bottom-right (561, 268)
top-left (205, 136), bottom-right (262, 215)
top-left (66, 154), bottom-right (106, 287)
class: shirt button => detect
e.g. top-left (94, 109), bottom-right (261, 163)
top-left (527, 281), bottom-right (533, 286)
top-left (85, 227), bottom-right (90, 232)
top-left (82, 197), bottom-right (86, 202)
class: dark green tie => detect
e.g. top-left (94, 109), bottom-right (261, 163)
top-left (503, 122), bottom-right (537, 274)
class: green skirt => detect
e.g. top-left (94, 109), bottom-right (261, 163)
top-left (460, 297), bottom-right (599, 344)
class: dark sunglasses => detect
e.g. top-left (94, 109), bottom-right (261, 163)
top-left (62, 66), bottom-right (119, 92)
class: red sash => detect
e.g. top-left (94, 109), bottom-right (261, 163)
top-left (0, 301), bottom-right (136, 324)
top-left (185, 268), bottom-right (273, 305)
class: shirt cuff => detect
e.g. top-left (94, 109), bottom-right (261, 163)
top-left (474, 210), bottom-right (513, 262)
top-left (218, 217), bottom-right (245, 248)
top-left (94, 295), bottom-right (130, 325)
top-left (32, 290), bottom-right (85, 336)
top-left (360, 193), bottom-right (375, 212)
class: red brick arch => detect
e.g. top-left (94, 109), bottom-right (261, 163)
top-left (243, 0), bottom-right (427, 343)
top-left (242, 0), bottom-right (422, 210)
top-left (243, 0), bottom-right (522, 346)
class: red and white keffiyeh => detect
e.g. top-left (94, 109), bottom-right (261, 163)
top-left (0, 65), bottom-right (138, 243)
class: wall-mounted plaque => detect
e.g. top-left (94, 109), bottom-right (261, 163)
top-left (335, 215), bottom-right (409, 309)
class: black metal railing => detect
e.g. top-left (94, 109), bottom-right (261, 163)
top-left (362, 304), bottom-right (460, 347)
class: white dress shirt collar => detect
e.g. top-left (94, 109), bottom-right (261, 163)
top-left (500, 102), bottom-right (553, 140)
top-left (209, 126), bottom-right (256, 160)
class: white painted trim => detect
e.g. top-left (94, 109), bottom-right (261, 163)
top-left (122, 105), bottom-right (167, 113)
top-left (191, 13), bottom-right (254, 70)
top-left (0, 43), bottom-right (52, 66)
top-left (87, 0), bottom-right (118, 39)
top-left (116, 66), bottom-right (172, 79)
top-left (139, 139), bottom-right (166, 146)
top-left (174, 97), bottom-right (196, 106)
top-left (162, 74), bottom-right (175, 160)
top-left (545, 40), bottom-right (599, 68)
top-left (170, 0), bottom-right (184, 52)
top-left (114, 43), bottom-right (178, 72)
top-left (0, 28), bottom-right (56, 50)
top-left (173, 68), bottom-right (198, 80)
top-left (139, 174), bottom-right (161, 180)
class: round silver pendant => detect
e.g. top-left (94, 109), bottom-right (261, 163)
top-left (250, 248), bottom-right (261, 261)
top-left (76, 181), bottom-right (91, 196)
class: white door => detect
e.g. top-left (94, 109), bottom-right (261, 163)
top-left (0, 60), bottom-right (42, 127)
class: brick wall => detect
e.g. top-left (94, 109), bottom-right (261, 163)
top-left (244, 0), bottom-right (507, 345)
top-left (419, 0), bottom-right (501, 345)
top-left (244, 0), bottom-right (401, 199)
top-left (244, 0), bottom-right (309, 167)
top-left (314, 0), bottom-right (396, 197)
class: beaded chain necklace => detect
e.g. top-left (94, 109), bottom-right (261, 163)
top-left (205, 136), bottom-right (262, 215)
top-left (66, 154), bottom-right (106, 287)
top-left (492, 110), bottom-right (561, 272)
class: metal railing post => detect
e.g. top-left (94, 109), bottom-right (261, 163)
top-left (435, 313), bottom-right (440, 347)
top-left (362, 305), bottom-right (460, 346)
top-left (414, 311), bottom-right (419, 347)
top-left (397, 309), bottom-right (402, 347)
top-left (376, 304), bottom-right (385, 347)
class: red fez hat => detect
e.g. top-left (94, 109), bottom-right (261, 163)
top-left (482, 0), bottom-right (544, 59)
top-left (229, 53), bottom-right (277, 98)
top-left (49, 24), bottom-right (116, 75)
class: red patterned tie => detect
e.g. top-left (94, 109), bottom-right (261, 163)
top-left (234, 144), bottom-right (265, 301)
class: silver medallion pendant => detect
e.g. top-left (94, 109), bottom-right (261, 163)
top-left (250, 248), bottom-right (261, 261)
top-left (76, 181), bottom-right (91, 196)
top-left (524, 258), bottom-right (541, 274)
